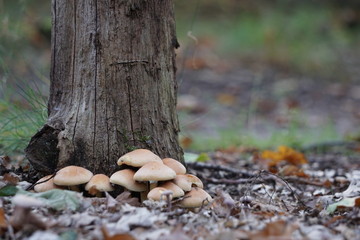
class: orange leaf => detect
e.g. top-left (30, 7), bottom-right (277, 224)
top-left (261, 145), bottom-right (307, 167)
top-left (101, 226), bottom-right (136, 240)
top-left (0, 208), bottom-right (7, 229)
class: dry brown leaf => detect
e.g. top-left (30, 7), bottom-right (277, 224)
top-left (180, 136), bottom-right (193, 149)
top-left (115, 191), bottom-right (141, 207)
top-left (10, 206), bottom-right (48, 231)
top-left (261, 145), bottom-right (308, 168)
top-left (211, 189), bottom-right (238, 217)
top-left (279, 165), bottom-right (309, 178)
top-left (0, 156), bottom-right (11, 169)
top-left (101, 226), bottom-right (136, 240)
top-left (216, 93), bottom-right (236, 106)
top-left (0, 207), bottom-right (7, 232)
top-left (250, 219), bottom-right (298, 240)
top-left (3, 173), bottom-right (20, 185)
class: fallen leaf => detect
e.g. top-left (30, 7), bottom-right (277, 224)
top-left (211, 189), bottom-right (237, 217)
top-left (279, 165), bottom-right (309, 178)
top-left (2, 173), bottom-right (20, 185)
top-left (216, 93), bottom-right (236, 106)
top-left (0, 207), bottom-right (7, 232)
top-left (115, 191), bottom-right (141, 207)
top-left (102, 226), bottom-right (136, 240)
top-left (0, 155), bottom-right (11, 169)
top-left (327, 197), bottom-right (360, 214)
top-left (16, 189), bottom-right (82, 211)
top-left (0, 185), bottom-right (18, 196)
top-left (196, 153), bottom-right (210, 162)
top-left (261, 145), bottom-right (308, 167)
top-left (180, 136), bottom-right (193, 149)
top-left (250, 219), bottom-right (298, 240)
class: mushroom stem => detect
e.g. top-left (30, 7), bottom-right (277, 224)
top-left (68, 185), bottom-right (81, 192)
top-left (140, 191), bottom-right (148, 202)
top-left (149, 181), bottom-right (157, 191)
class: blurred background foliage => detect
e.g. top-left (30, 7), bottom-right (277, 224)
top-left (0, 0), bottom-right (359, 154)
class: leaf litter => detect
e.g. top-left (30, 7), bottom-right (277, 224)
top-left (0, 145), bottom-right (360, 239)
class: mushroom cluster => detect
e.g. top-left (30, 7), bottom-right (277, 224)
top-left (33, 149), bottom-right (212, 208)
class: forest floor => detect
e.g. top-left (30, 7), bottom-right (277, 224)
top-left (1, 145), bottom-right (360, 240)
top-left (1, 61), bottom-right (360, 239)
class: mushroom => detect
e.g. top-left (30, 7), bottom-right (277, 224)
top-left (34, 175), bottom-right (64, 192)
top-left (173, 174), bottom-right (204, 192)
top-left (85, 174), bottom-right (114, 197)
top-left (117, 149), bottom-right (162, 167)
top-left (147, 187), bottom-right (173, 201)
top-left (162, 158), bottom-right (186, 175)
top-left (53, 165), bottom-right (93, 191)
top-left (110, 169), bottom-right (147, 200)
top-left (179, 187), bottom-right (213, 208)
top-left (158, 181), bottom-right (184, 198)
top-left (133, 161), bottom-right (177, 191)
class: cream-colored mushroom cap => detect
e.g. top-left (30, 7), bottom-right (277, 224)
top-left (34, 175), bottom-right (63, 192)
top-left (147, 187), bottom-right (173, 201)
top-left (53, 166), bottom-right (93, 186)
top-left (117, 149), bottom-right (162, 167)
top-left (85, 174), bottom-right (114, 194)
top-left (162, 158), bottom-right (186, 175)
top-left (133, 161), bottom-right (176, 182)
top-left (110, 169), bottom-right (147, 192)
top-left (174, 174), bottom-right (204, 192)
top-left (159, 181), bottom-right (184, 198)
top-left (179, 187), bottom-right (213, 208)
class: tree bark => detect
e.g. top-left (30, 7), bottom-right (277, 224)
top-left (26, 0), bottom-right (183, 175)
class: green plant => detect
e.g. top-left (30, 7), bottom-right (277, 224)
top-left (0, 85), bottom-right (47, 155)
top-left (182, 110), bottom-right (341, 152)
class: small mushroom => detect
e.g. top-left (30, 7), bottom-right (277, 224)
top-left (110, 169), bottom-right (148, 201)
top-left (179, 187), bottom-right (213, 208)
top-left (174, 174), bottom-right (204, 192)
top-left (53, 165), bottom-right (93, 191)
top-left (159, 181), bottom-right (184, 198)
top-left (134, 161), bottom-right (176, 191)
top-left (110, 169), bottom-right (147, 192)
top-left (117, 149), bottom-right (162, 167)
top-left (147, 187), bottom-right (173, 201)
top-left (34, 175), bottom-right (64, 192)
top-left (162, 158), bottom-right (186, 175)
top-left (85, 174), bottom-right (114, 197)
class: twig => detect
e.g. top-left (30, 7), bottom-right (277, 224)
top-left (187, 162), bottom-right (256, 178)
top-left (260, 171), bottom-right (307, 207)
top-left (284, 176), bottom-right (330, 187)
top-left (301, 140), bottom-right (359, 152)
top-left (110, 60), bottom-right (149, 66)
top-left (26, 173), bottom-right (56, 191)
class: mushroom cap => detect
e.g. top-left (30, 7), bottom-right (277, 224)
top-left (53, 166), bottom-right (93, 186)
top-left (179, 187), bottom-right (213, 208)
top-left (133, 161), bottom-right (176, 182)
top-left (34, 175), bottom-right (63, 192)
top-left (117, 149), bottom-right (162, 167)
top-left (159, 181), bottom-right (184, 198)
top-left (147, 187), bottom-right (173, 201)
top-left (162, 158), bottom-right (186, 175)
top-left (85, 174), bottom-right (114, 194)
top-left (174, 174), bottom-right (204, 192)
top-left (110, 169), bottom-right (147, 192)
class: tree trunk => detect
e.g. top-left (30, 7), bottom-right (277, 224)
top-left (25, 0), bottom-right (183, 175)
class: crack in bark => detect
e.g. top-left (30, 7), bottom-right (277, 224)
top-left (126, 75), bottom-right (136, 146)
top-left (93, 0), bottom-right (98, 161)
top-left (49, 0), bottom-right (56, 114)
top-left (72, 1), bottom-right (79, 147)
